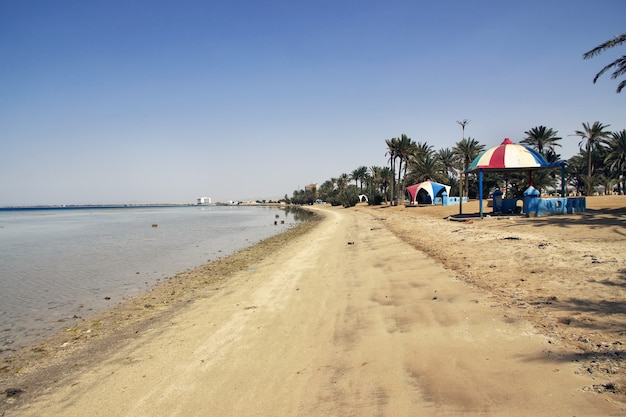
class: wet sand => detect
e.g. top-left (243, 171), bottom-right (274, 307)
top-left (1, 197), bottom-right (625, 416)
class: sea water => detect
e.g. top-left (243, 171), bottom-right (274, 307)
top-left (0, 205), bottom-right (303, 352)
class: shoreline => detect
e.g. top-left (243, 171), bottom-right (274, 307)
top-left (0, 202), bottom-right (288, 210)
top-left (0, 209), bottom-right (323, 406)
top-left (0, 204), bottom-right (306, 353)
top-left (2, 197), bottom-right (625, 415)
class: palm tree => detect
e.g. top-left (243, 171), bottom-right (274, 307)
top-left (385, 137), bottom-right (400, 204)
top-left (396, 134), bottom-right (416, 204)
top-left (435, 147), bottom-right (458, 183)
top-left (405, 141), bottom-right (433, 182)
top-left (336, 173), bottom-right (349, 191)
top-left (605, 129), bottom-right (626, 194)
top-left (318, 180), bottom-right (335, 202)
top-left (453, 137), bottom-right (485, 199)
top-left (566, 154), bottom-right (587, 195)
top-left (407, 152), bottom-right (446, 185)
top-left (583, 32), bottom-right (626, 93)
top-left (350, 166), bottom-right (368, 190)
top-left (412, 141), bottom-right (434, 161)
top-left (370, 166), bottom-right (392, 201)
top-left (350, 169), bottom-right (359, 188)
top-left (574, 122), bottom-right (611, 184)
top-left (521, 126), bottom-right (562, 156)
top-left (362, 171), bottom-right (373, 192)
top-left (379, 166), bottom-right (392, 201)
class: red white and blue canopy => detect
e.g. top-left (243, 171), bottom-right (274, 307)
top-left (467, 138), bottom-right (555, 171)
top-left (406, 180), bottom-right (451, 204)
top-left (465, 138), bottom-right (567, 217)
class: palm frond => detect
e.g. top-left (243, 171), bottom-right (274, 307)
top-left (583, 33), bottom-right (626, 59)
top-left (609, 56), bottom-right (626, 79)
top-left (592, 60), bottom-right (617, 84)
top-left (585, 33), bottom-right (626, 93)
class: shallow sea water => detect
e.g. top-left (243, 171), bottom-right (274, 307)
top-left (0, 205), bottom-right (300, 351)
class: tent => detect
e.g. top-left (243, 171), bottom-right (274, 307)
top-left (406, 180), bottom-right (451, 205)
top-left (466, 138), bottom-right (566, 217)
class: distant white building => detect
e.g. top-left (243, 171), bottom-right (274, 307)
top-left (197, 196), bottom-right (211, 205)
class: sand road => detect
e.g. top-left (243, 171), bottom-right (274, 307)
top-left (11, 207), bottom-right (622, 416)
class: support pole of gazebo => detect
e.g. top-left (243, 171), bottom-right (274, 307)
top-left (561, 165), bottom-right (566, 197)
top-left (479, 169), bottom-right (484, 218)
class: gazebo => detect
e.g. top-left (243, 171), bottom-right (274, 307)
top-left (466, 138), bottom-right (567, 217)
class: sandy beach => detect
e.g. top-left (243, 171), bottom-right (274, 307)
top-left (2, 196), bottom-right (626, 416)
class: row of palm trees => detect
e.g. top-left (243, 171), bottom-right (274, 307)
top-left (288, 32), bottom-right (626, 206)
top-left (384, 134), bottom-right (486, 204)
top-left (569, 122), bottom-right (626, 195)
top-left (383, 122), bottom-right (626, 201)
top-left (288, 121), bottom-right (625, 206)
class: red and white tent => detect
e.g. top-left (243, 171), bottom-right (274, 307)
top-left (406, 180), bottom-right (451, 204)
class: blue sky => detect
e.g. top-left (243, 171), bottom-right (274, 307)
top-left (1, 0), bottom-right (624, 205)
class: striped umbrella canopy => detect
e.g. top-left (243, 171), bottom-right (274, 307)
top-left (467, 138), bottom-right (550, 171)
top-left (465, 138), bottom-right (566, 218)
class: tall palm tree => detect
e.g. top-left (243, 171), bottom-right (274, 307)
top-left (370, 166), bottom-right (392, 201)
top-left (405, 141), bottom-right (434, 181)
top-left (379, 166), bottom-right (392, 201)
top-left (435, 147), bottom-right (458, 182)
top-left (350, 168), bottom-right (359, 188)
top-left (605, 129), bottom-right (626, 194)
top-left (368, 166), bottom-right (380, 200)
top-left (396, 134), bottom-right (416, 203)
top-left (453, 137), bottom-right (485, 198)
top-left (407, 152), bottom-right (446, 185)
top-left (566, 154), bottom-right (587, 195)
top-left (521, 126), bottom-right (562, 156)
top-left (406, 141), bottom-right (441, 184)
top-left (336, 173), bottom-right (349, 191)
top-left (362, 172), bottom-right (373, 192)
top-left (574, 121), bottom-right (611, 178)
top-left (583, 32), bottom-right (626, 93)
top-left (350, 166), bottom-right (368, 190)
top-left (318, 180), bottom-right (336, 202)
top-left (385, 137), bottom-right (400, 204)
top-left (412, 141), bottom-right (434, 161)
top-left (358, 166), bottom-right (369, 190)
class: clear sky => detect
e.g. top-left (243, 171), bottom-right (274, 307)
top-left (1, 0), bottom-right (624, 205)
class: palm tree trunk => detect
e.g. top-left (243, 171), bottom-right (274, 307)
top-left (587, 141), bottom-right (593, 177)
top-left (390, 160), bottom-right (396, 205)
top-left (464, 157), bottom-right (470, 199)
top-left (401, 162), bottom-right (408, 204)
top-left (587, 143), bottom-right (593, 195)
top-left (463, 169), bottom-right (469, 200)
top-left (396, 158), bottom-right (403, 205)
